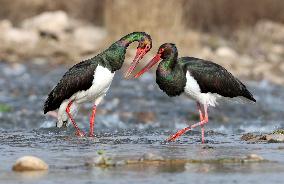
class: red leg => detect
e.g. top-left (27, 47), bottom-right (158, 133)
top-left (89, 105), bottom-right (97, 137)
top-left (167, 119), bottom-right (207, 142)
top-left (66, 101), bottom-right (85, 137)
top-left (167, 104), bottom-right (209, 143)
top-left (197, 102), bottom-right (206, 143)
top-left (201, 104), bottom-right (208, 144)
top-left (197, 102), bottom-right (203, 121)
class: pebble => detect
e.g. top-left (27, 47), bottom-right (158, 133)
top-left (12, 156), bottom-right (48, 171)
top-left (244, 154), bottom-right (264, 162)
top-left (215, 46), bottom-right (237, 58)
top-left (202, 145), bottom-right (214, 149)
top-left (139, 153), bottom-right (164, 161)
top-left (85, 153), bottom-right (118, 167)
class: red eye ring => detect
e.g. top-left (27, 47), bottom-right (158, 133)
top-left (159, 48), bottom-right (165, 53)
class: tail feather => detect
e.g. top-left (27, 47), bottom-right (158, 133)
top-left (242, 86), bottom-right (256, 102)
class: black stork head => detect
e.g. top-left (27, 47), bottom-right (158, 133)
top-left (134, 43), bottom-right (177, 78)
top-left (124, 32), bottom-right (152, 78)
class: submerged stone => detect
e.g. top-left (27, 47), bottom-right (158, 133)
top-left (139, 153), bottom-right (164, 161)
top-left (244, 154), bottom-right (264, 162)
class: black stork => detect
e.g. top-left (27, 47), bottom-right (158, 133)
top-left (134, 43), bottom-right (256, 143)
top-left (44, 32), bottom-right (152, 137)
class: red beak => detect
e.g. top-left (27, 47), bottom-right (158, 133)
top-left (124, 48), bottom-right (147, 79)
top-left (134, 53), bottom-right (161, 78)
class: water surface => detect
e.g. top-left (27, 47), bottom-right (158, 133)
top-left (0, 62), bottom-right (284, 184)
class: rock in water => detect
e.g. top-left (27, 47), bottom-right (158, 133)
top-left (266, 134), bottom-right (284, 143)
top-left (12, 156), bottom-right (48, 171)
top-left (139, 153), bottom-right (164, 161)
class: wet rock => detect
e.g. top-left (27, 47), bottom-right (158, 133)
top-left (12, 156), bottom-right (48, 171)
top-left (85, 151), bottom-right (121, 167)
top-left (202, 145), bottom-right (214, 149)
top-left (243, 154), bottom-right (264, 162)
top-left (241, 133), bottom-right (255, 141)
top-left (139, 153), bottom-right (164, 161)
top-left (241, 130), bottom-right (284, 143)
top-left (273, 129), bottom-right (284, 135)
top-left (266, 134), bottom-right (284, 143)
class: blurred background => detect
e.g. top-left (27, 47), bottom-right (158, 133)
top-left (1, 2), bottom-right (284, 183)
top-left (1, 0), bottom-right (284, 84)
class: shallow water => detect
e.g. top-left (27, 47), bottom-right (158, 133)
top-left (0, 62), bottom-right (284, 184)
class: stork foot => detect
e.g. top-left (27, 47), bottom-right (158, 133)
top-left (167, 127), bottom-right (191, 142)
top-left (88, 133), bottom-right (94, 137)
top-left (75, 130), bottom-right (85, 137)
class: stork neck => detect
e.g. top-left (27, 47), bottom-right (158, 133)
top-left (159, 50), bottom-right (179, 73)
top-left (117, 32), bottom-right (145, 48)
top-left (101, 32), bottom-right (146, 72)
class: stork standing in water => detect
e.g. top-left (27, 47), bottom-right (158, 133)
top-left (44, 32), bottom-right (152, 137)
top-left (134, 43), bottom-right (255, 143)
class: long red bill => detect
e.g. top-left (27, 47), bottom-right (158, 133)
top-left (134, 54), bottom-right (161, 78)
top-left (124, 48), bottom-right (146, 79)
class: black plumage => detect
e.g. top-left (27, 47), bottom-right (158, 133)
top-left (181, 57), bottom-right (256, 102)
top-left (43, 41), bottom-right (128, 114)
top-left (135, 43), bottom-right (256, 143)
top-left (43, 32), bottom-right (153, 137)
top-left (43, 59), bottom-right (98, 114)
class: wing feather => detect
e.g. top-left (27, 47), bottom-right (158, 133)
top-left (181, 57), bottom-right (256, 102)
top-left (43, 59), bottom-right (98, 113)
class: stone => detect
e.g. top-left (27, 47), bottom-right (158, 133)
top-left (215, 46), bottom-right (237, 58)
top-left (202, 145), bottom-right (214, 149)
top-left (273, 129), bottom-right (284, 135)
top-left (241, 133), bottom-right (255, 141)
top-left (266, 134), bottom-right (284, 143)
top-left (22, 11), bottom-right (70, 35)
top-left (139, 153), bottom-right (164, 161)
top-left (0, 20), bottom-right (39, 47)
top-left (244, 154), bottom-right (264, 162)
top-left (12, 156), bottom-right (48, 171)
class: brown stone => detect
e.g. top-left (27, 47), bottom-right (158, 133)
top-left (12, 156), bottom-right (48, 172)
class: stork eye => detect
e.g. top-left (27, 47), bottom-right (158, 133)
top-left (145, 45), bottom-right (150, 50)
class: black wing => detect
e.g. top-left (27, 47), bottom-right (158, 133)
top-left (180, 57), bottom-right (256, 102)
top-left (43, 59), bottom-right (98, 113)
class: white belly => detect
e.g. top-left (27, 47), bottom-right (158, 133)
top-left (184, 71), bottom-right (219, 106)
top-left (70, 65), bottom-right (115, 104)
top-left (56, 65), bottom-right (114, 127)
